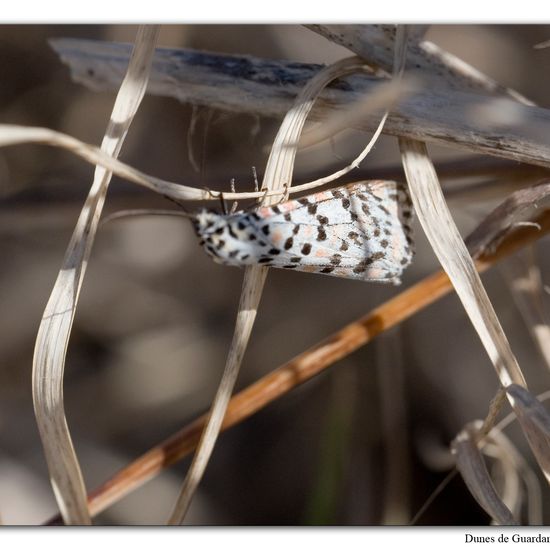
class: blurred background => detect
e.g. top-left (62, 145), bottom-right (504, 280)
top-left (1, 25), bottom-right (550, 525)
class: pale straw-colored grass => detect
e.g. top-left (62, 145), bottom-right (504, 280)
top-left (3, 24), bottom-right (550, 525)
top-left (167, 54), bottom-right (394, 524)
top-left (31, 26), bottom-right (160, 525)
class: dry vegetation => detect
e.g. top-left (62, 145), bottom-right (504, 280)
top-left (1, 24), bottom-right (550, 526)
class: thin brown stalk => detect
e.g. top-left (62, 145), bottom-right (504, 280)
top-left (43, 207), bottom-right (550, 524)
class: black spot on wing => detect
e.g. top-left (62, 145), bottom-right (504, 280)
top-left (352, 251), bottom-right (385, 274)
top-left (379, 204), bottom-right (391, 216)
top-left (206, 245), bottom-right (219, 257)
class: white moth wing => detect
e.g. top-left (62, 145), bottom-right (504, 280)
top-left (253, 181), bottom-right (414, 283)
top-left (194, 180), bottom-right (414, 283)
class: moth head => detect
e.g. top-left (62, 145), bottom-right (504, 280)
top-left (192, 209), bottom-right (228, 238)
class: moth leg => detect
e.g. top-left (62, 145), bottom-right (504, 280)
top-left (251, 187), bottom-right (270, 209)
top-left (229, 178), bottom-right (239, 214)
top-left (277, 182), bottom-right (290, 204)
top-left (218, 191), bottom-right (229, 215)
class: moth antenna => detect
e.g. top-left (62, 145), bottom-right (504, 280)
top-left (279, 183), bottom-right (290, 204)
top-left (257, 187), bottom-right (269, 208)
top-left (251, 166), bottom-right (259, 193)
top-left (229, 178), bottom-right (239, 213)
top-left (162, 194), bottom-right (192, 214)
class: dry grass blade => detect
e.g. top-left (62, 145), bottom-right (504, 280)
top-left (481, 424), bottom-right (543, 524)
top-left (451, 423), bottom-right (518, 525)
top-left (298, 75), bottom-right (418, 148)
top-left (292, 33), bottom-right (413, 195)
top-left (31, 26), bottom-right (159, 525)
top-left (399, 139), bottom-right (525, 388)
top-left (0, 124), bottom-right (205, 201)
top-left (41, 204), bottom-right (550, 523)
top-left (500, 248), bottom-right (550, 369)
top-left (506, 385), bottom-right (550, 484)
top-left (0, 121), bottom-right (415, 204)
top-left (467, 181), bottom-right (550, 256)
top-left (166, 55), bottom-right (376, 525)
top-left (167, 266), bottom-right (268, 524)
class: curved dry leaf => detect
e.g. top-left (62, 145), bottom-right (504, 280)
top-left (466, 180), bottom-right (550, 257)
top-left (167, 55), bottom-right (380, 525)
top-left (399, 139), bottom-right (525, 388)
top-left (482, 425), bottom-right (543, 525)
top-left (31, 26), bottom-right (159, 525)
top-left (500, 247), bottom-right (550, 370)
top-left (451, 423), bottom-right (518, 525)
top-left (506, 384), bottom-right (550, 484)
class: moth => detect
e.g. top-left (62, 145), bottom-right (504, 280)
top-left (192, 180), bottom-right (414, 284)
